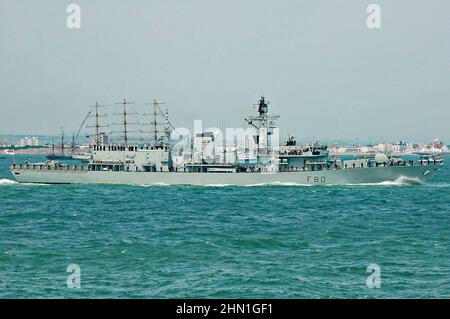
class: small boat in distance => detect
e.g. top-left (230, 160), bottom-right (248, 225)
top-left (72, 152), bottom-right (91, 162)
top-left (2, 150), bottom-right (15, 156)
top-left (47, 129), bottom-right (73, 161)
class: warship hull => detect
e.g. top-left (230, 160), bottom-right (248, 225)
top-left (11, 164), bottom-right (441, 186)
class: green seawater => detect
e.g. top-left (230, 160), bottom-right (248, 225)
top-left (0, 155), bottom-right (449, 298)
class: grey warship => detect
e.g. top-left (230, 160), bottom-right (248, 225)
top-left (10, 97), bottom-right (444, 185)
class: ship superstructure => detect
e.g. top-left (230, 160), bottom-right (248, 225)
top-left (10, 97), bottom-right (444, 185)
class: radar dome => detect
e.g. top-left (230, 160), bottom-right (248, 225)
top-left (375, 153), bottom-right (389, 164)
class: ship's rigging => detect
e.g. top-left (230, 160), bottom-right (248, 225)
top-left (142, 99), bottom-right (172, 148)
top-left (112, 98), bottom-right (140, 147)
top-left (85, 102), bottom-right (109, 146)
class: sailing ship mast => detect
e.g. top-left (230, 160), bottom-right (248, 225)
top-left (143, 99), bottom-right (168, 147)
top-left (51, 137), bottom-right (55, 157)
top-left (71, 133), bottom-right (74, 154)
top-left (60, 127), bottom-right (65, 156)
top-left (112, 98), bottom-right (139, 147)
top-left (87, 102), bottom-right (108, 146)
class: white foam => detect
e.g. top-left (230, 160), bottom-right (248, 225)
top-left (203, 184), bottom-right (234, 187)
top-left (270, 181), bottom-right (313, 186)
top-left (0, 178), bottom-right (17, 185)
top-left (424, 183), bottom-right (450, 188)
top-left (344, 176), bottom-right (423, 186)
top-left (242, 183), bottom-right (268, 187)
top-left (0, 179), bottom-right (51, 186)
top-left (138, 183), bottom-right (171, 187)
top-left (243, 182), bottom-right (313, 187)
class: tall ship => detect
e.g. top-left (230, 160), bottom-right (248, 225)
top-left (10, 97), bottom-right (444, 185)
top-left (46, 129), bottom-right (74, 161)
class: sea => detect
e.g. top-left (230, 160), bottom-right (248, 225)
top-left (0, 154), bottom-right (449, 298)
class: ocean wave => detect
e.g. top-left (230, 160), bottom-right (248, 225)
top-left (344, 176), bottom-right (423, 186)
top-left (243, 182), bottom-right (313, 187)
top-left (271, 181), bottom-right (314, 186)
top-left (137, 183), bottom-right (171, 187)
top-left (187, 182), bottom-right (315, 187)
top-left (202, 178), bottom-right (423, 187)
top-left (203, 184), bottom-right (234, 187)
top-left (423, 183), bottom-right (450, 188)
top-left (0, 179), bottom-right (50, 186)
top-left (0, 178), bottom-right (18, 185)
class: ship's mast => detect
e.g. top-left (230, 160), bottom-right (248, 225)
top-left (71, 132), bottom-right (75, 154)
top-left (153, 100), bottom-right (158, 144)
top-left (143, 99), bottom-right (167, 147)
top-left (113, 98), bottom-right (138, 147)
top-left (87, 102), bottom-right (108, 146)
top-left (245, 97), bottom-right (279, 133)
top-left (60, 127), bottom-right (65, 156)
top-left (244, 96), bottom-right (280, 164)
top-left (164, 109), bottom-right (171, 144)
top-left (95, 103), bottom-right (100, 144)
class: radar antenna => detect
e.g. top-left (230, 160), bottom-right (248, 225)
top-left (245, 96), bottom-right (279, 130)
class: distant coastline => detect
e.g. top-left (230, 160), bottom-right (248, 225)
top-left (0, 146), bottom-right (84, 156)
top-left (1, 135), bottom-right (448, 156)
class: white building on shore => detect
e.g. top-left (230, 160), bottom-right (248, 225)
top-left (19, 136), bottom-right (39, 147)
top-left (329, 139), bottom-right (448, 155)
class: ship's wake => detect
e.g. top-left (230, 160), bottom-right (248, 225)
top-left (423, 183), bottom-right (450, 188)
top-left (203, 184), bottom-right (235, 187)
top-left (345, 176), bottom-right (423, 186)
top-left (0, 179), bottom-right (50, 186)
top-left (203, 182), bottom-right (314, 187)
top-left (0, 178), bottom-right (18, 185)
top-left (244, 182), bottom-right (314, 187)
top-left (199, 177), bottom-right (424, 187)
top-left (138, 183), bottom-right (171, 187)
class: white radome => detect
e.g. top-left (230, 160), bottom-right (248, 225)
top-left (375, 153), bottom-right (389, 164)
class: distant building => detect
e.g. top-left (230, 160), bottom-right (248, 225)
top-left (0, 139), bottom-right (10, 147)
top-left (19, 137), bottom-right (39, 147)
top-left (374, 143), bottom-right (393, 153)
top-left (329, 139), bottom-right (448, 156)
top-left (392, 142), bottom-right (407, 153)
top-left (431, 139), bottom-right (444, 149)
top-left (193, 132), bottom-right (215, 164)
top-left (99, 132), bottom-right (109, 146)
top-left (91, 132), bottom-right (109, 146)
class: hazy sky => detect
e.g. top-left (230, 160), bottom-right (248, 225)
top-left (0, 0), bottom-right (449, 143)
